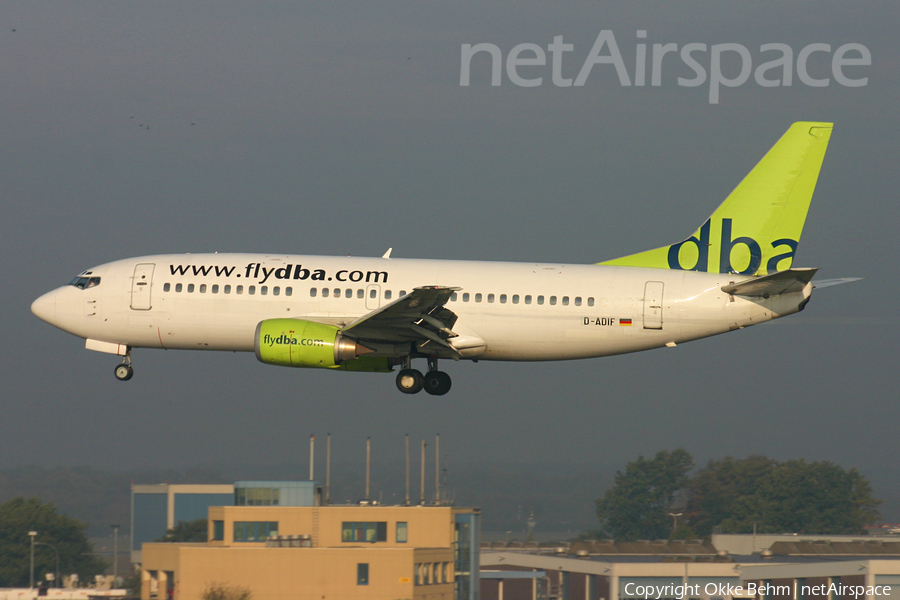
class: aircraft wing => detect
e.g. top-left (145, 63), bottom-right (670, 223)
top-left (341, 285), bottom-right (463, 353)
top-left (721, 268), bottom-right (818, 297)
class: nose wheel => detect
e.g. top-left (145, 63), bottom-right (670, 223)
top-left (114, 350), bottom-right (134, 381)
top-left (114, 364), bottom-right (133, 381)
top-left (395, 357), bottom-right (451, 395)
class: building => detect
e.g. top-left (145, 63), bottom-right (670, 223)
top-left (140, 504), bottom-right (480, 600)
top-left (478, 536), bottom-right (900, 600)
top-left (131, 484), bottom-right (234, 564)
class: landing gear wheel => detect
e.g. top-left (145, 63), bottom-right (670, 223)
top-left (114, 364), bottom-right (134, 381)
top-left (423, 371), bottom-right (451, 396)
top-left (396, 369), bottom-right (424, 394)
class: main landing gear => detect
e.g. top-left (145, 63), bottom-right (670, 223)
top-left (114, 349), bottom-right (133, 381)
top-left (396, 357), bottom-right (451, 396)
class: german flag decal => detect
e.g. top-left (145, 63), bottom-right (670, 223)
top-left (620, 318), bottom-right (633, 326)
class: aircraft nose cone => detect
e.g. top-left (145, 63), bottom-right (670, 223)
top-left (31, 290), bottom-right (58, 325)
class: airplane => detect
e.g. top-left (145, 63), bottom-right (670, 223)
top-left (32, 121), bottom-right (857, 395)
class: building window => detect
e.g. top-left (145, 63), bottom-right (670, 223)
top-left (233, 521), bottom-right (278, 542)
top-left (212, 521), bottom-right (224, 541)
top-left (396, 522), bottom-right (408, 543)
top-left (342, 522), bottom-right (387, 543)
top-left (357, 563), bottom-right (369, 586)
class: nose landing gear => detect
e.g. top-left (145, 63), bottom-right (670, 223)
top-left (395, 356), bottom-right (451, 395)
top-left (114, 350), bottom-right (133, 381)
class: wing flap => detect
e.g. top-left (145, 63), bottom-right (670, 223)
top-left (721, 268), bottom-right (818, 297)
top-left (341, 286), bottom-right (461, 346)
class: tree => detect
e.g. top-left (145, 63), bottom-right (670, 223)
top-left (157, 519), bottom-right (209, 543)
top-left (720, 460), bottom-right (881, 534)
top-left (685, 455), bottom-right (777, 536)
top-left (0, 497), bottom-right (107, 587)
top-left (595, 449), bottom-right (693, 540)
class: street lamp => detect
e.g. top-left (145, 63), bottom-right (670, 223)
top-left (28, 531), bottom-right (37, 589)
top-left (111, 524), bottom-right (120, 586)
top-left (668, 512), bottom-right (683, 532)
top-left (34, 542), bottom-right (60, 588)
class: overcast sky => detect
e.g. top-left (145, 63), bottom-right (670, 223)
top-left (3, 1), bottom-right (899, 518)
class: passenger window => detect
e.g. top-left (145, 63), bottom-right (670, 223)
top-left (225, 285), bottom-right (231, 294)
top-left (273, 287), bottom-right (280, 296)
top-left (249, 286), bottom-right (256, 295)
top-left (357, 289), bottom-right (364, 299)
top-left (200, 284), bottom-right (207, 293)
top-left (322, 288), bottom-right (330, 298)
top-left (188, 284), bottom-right (195, 293)
top-left (334, 288), bottom-right (341, 298)
top-left (575, 297), bottom-right (582, 306)
top-left (487, 294), bottom-right (495, 303)
top-left (475, 293), bottom-right (482, 303)
top-left (345, 289), bottom-right (352, 298)
top-left (524, 295), bottom-right (532, 305)
top-left (463, 293), bottom-right (470, 302)
top-left (588, 297), bottom-right (595, 306)
top-left (369, 289), bottom-right (376, 299)
top-left (212, 285), bottom-right (219, 294)
top-left (310, 288), bottom-right (317, 297)
top-left (537, 295), bottom-right (544, 305)
top-left (399, 290), bottom-right (406, 297)
top-left (562, 296), bottom-right (569, 306)
top-left (549, 296), bottom-right (557, 305)
top-left (499, 294), bottom-right (507, 303)
top-left (261, 286), bottom-right (268, 295)
top-left (451, 293), bottom-right (458, 302)
top-left (175, 283), bottom-right (183, 292)
top-left (512, 295), bottom-right (519, 304)
top-left (286, 287), bottom-right (292, 297)
top-left (384, 290), bottom-right (392, 300)
top-left (164, 283), bottom-right (171, 292)
top-left (236, 285), bottom-right (243, 295)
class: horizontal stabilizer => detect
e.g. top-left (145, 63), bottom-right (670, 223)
top-left (813, 277), bottom-right (863, 289)
top-left (721, 268), bottom-right (817, 298)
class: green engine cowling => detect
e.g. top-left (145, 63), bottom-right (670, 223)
top-left (254, 319), bottom-right (392, 372)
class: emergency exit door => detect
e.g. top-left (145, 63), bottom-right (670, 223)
top-left (643, 281), bottom-right (664, 329)
top-left (131, 263), bottom-right (155, 310)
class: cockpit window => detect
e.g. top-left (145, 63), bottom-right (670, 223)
top-left (68, 276), bottom-right (101, 290)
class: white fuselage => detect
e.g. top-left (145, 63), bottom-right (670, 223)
top-left (32, 253), bottom-right (813, 362)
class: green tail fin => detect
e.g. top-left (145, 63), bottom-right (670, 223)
top-left (599, 121), bottom-right (833, 275)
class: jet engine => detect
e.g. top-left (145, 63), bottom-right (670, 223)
top-left (254, 319), bottom-right (391, 372)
